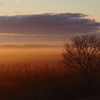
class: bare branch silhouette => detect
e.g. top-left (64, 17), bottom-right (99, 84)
top-left (61, 34), bottom-right (100, 91)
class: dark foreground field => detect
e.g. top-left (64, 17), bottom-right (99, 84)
top-left (0, 64), bottom-right (100, 100)
top-left (0, 47), bottom-right (100, 100)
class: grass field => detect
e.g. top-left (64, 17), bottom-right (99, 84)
top-left (0, 46), bottom-right (100, 100)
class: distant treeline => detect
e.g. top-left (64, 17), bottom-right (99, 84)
top-left (0, 45), bottom-right (63, 49)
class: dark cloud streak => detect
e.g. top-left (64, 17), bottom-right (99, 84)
top-left (0, 13), bottom-right (100, 36)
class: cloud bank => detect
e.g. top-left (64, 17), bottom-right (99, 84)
top-left (0, 13), bottom-right (100, 36)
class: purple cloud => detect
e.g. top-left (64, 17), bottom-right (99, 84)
top-left (0, 13), bottom-right (100, 36)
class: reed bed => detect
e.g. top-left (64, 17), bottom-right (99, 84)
top-left (0, 63), bottom-right (99, 100)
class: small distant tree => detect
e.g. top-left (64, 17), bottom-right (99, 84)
top-left (61, 34), bottom-right (100, 91)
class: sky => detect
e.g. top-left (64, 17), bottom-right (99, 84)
top-left (0, 0), bottom-right (100, 45)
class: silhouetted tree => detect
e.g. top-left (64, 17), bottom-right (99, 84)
top-left (61, 34), bottom-right (100, 91)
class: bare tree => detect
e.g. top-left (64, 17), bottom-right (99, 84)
top-left (61, 34), bottom-right (100, 91)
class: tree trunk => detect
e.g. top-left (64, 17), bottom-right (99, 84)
top-left (86, 81), bottom-right (92, 92)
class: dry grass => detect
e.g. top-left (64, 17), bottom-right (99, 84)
top-left (0, 63), bottom-right (99, 100)
top-left (0, 48), bottom-right (99, 99)
top-left (0, 63), bottom-right (71, 100)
